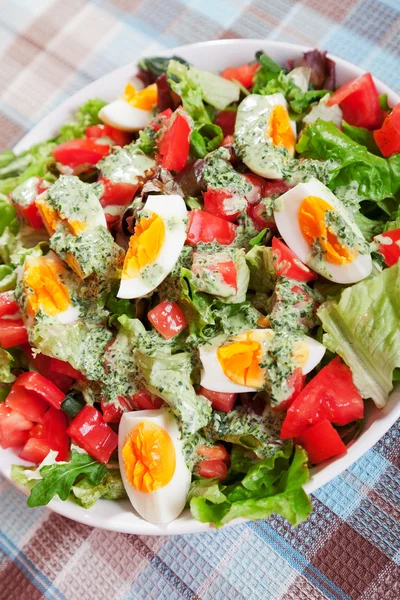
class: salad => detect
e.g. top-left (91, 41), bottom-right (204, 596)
top-left (1, 48), bottom-right (400, 528)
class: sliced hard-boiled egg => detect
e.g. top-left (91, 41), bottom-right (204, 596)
top-left (36, 175), bottom-right (106, 236)
top-left (235, 93), bottom-right (296, 179)
top-left (118, 194), bottom-right (187, 299)
top-left (22, 253), bottom-right (79, 324)
top-left (199, 329), bottom-right (325, 394)
top-left (273, 177), bottom-right (372, 283)
top-left (118, 408), bottom-right (191, 524)
top-left (98, 83), bottom-right (157, 132)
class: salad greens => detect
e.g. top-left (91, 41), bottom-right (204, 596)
top-left (1, 47), bottom-right (400, 530)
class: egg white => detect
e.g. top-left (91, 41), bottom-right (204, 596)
top-left (99, 99), bottom-right (153, 132)
top-left (273, 177), bottom-right (373, 284)
top-left (235, 93), bottom-right (297, 179)
top-left (117, 194), bottom-right (187, 299)
top-left (118, 408), bottom-right (191, 524)
top-left (199, 329), bottom-right (326, 393)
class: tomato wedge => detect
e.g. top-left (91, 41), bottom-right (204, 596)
top-left (148, 301), bottom-right (188, 340)
top-left (66, 405), bottom-right (118, 464)
top-left (130, 389), bottom-right (163, 410)
top-left (197, 443), bottom-right (230, 462)
top-left (297, 420), bottom-right (347, 465)
top-left (10, 177), bottom-right (48, 229)
top-left (375, 228), bottom-right (400, 267)
top-left (157, 110), bottom-right (191, 172)
top-left (221, 63), bottom-right (259, 88)
top-left (53, 138), bottom-right (110, 167)
top-left (0, 404), bottom-right (32, 449)
top-left (86, 124), bottom-right (132, 147)
top-left (21, 408), bottom-right (69, 462)
top-left (373, 103), bottom-right (400, 157)
top-left (0, 319), bottom-right (28, 348)
top-left (22, 346), bottom-right (75, 393)
top-left (203, 188), bottom-right (240, 222)
top-left (49, 357), bottom-right (84, 381)
top-left (0, 292), bottom-right (19, 318)
top-left (186, 210), bottom-right (237, 246)
top-left (198, 387), bottom-right (237, 413)
top-left (7, 386), bottom-right (48, 423)
top-left (272, 368), bottom-right (306, 412)
top-left (98, 177), bottom-right (139, 208)
top-left (327, 73), bottom-right (380, 129)
top-left (197, 458), bottom-right (228, 480)
top-left (12, 371), bottom-right (66, 410)
top-left (272, 237), bottom-right (317, 283)
top-left (214, 111), bottom-right (237, 137)
top-left (280, 357), bottom-right (364, 439)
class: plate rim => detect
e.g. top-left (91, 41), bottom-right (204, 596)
top-left (2, 38), bottom-right (399, 536)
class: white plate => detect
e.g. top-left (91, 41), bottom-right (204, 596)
top-left (1, 39), bottom-right (400, 536)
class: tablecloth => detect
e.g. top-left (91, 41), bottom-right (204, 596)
top-left (0, 1), bottom-right (399, 598)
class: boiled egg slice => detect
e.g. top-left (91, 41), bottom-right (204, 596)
top-left (99, 83), bottom-right (157, 132)
top-left (235, 93), bottom-right (296, 179)
top-left (36, 175), bottom-right (106, 237)
top-left (118, 408), bottom-right (191, 524)
top-left (22, 254), bottom-right (79, 324)
top-left (273, 177), bottom-right (372, 283)
top-left (117, 194), bottom-right (187, 299)
top-left (199, 329), bottom-right (325, 393)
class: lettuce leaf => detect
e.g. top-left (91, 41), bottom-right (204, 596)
top-left (246, 245), bottom-right (276, 292)
top-left (296, 120), bottom-right (398, 206)
top-left (135, 351), bottom-right (211, 434)
top-left (0, 348), bottom-right (16, 384)
top-left (0, 193), bottom-right (16, 235)
top-left (57, 98), bottom-right (107, 142)
top-left (189, 445), bottom-right (311, 528)
top-left (0, 141), bottom-right (56, 196)
top-left (318, 262), bottom-right (400, 407)
top-left (72, 469), bottom-right (127, 508)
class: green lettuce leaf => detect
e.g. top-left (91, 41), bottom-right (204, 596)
top-left (138, 55), bottom-right (188, 79)
top-left (189, 445), bottom-right (311, 527)
top-left (57, 98), bottom-right (107, 142)
top-left (0, 141), bottom-right (56, 196)
top-left (0, 348), bottom-right (16, 384)
top-left (318, 262), bottom-right (400, 407)
top-left (135, 350), bottom-right (211, 434)
top-left (26, 450), bottom-right (107, 507)
top-left (296, 120), bottom-right (398, 206)
top-left (72, 469), bottom-right (127, 508)
top-left (190, 124), bottom-right (224, 158)
top-left (342, 121), bottom-right (380, 155)
top-left (0, 193), bottom-right (16, 235)
top-left (246, 245), bottom-right (276, 292)
top-left (167, 60), bottom-right (211, 125)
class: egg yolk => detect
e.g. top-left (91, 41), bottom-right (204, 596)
top-left (24, 257), bottom-right (71, 317)
top-left (298, 196), bottom-right (357, 265)
top-left (36, 197), bottom-right (87, 237)
top-left (123, 82), bottom-right (158, 110)
top-left (291, 339), bottom-right (309, 369)
top-left (122, 421), bottom-right (176, 493)
top-left (217, 331), bottom-right (265, 388)
top-left (121, 212), bottom-right (165, 280)
top-left (268, 105), bottom-right (295, 154)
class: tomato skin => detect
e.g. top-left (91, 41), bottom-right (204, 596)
top-left (280, 357), bottom-right (364, 439)
top-left (98, 177), bottom-right (139, 208)
top-left (214, 111), bottom-right (237, 137)
top-left (6, 386), bottom-right (48, 423)
top-left (297, 420), bottom-right (347, 465)
top-left (130, 389), bottom-right (163, 410)
top-left (198, 387), bottom-right (237, 413)
top-left (0, 319), bottom-right (28, 348)
top-left (101, 399), bottom-right (124, 424)
top-left (197, 458), bottom-right (228, 480)
top-left (197, 444), bottom-right (230, 462)
top-left (247, 202), bottom-right (275, 231)
top-left (86, 124), bottom-right (132, 147)
top-left (148, 301), bottom-right (188, 340)
top-left (22, 346), bottom-right (74, 393)
top-left (66, 405), bottom-right (118, 464)
top-left (19, 438), bottom-right (53, 463)
top-left (21, 407), bottom-right (69, 462)
top-left (375, 228), bottom-right (400, 267)
top-left (11, 177), bottom-right (47, 229)
top-left (246, 180), bottom-right (289, 230)
top-left (373, 104), bottom-right (400, 157)
top-left (221, 63), bottom-right (259, 88)
top-left (13, 371), bottom-right (66, 410)
top-left (272, 237), bottom-right (317, 283)
top-left (327, 73), bottom-right (380, 129)
top-left (203, 188), bottom-right (240, 222)
top-left (148, 108), bottom-right (173, 131)
top-left (186, 210), bottom-right (237, 246)
top-left (53, 138), bottom-right (110, 167)
top-left (49, 357), bottom-right (85, 381)
top-left (0, 404), bottom-right (32, 449)
top-left (0, 292), bottom-right (19, 318)
top-left (157, 110), bottom-right (191, 172)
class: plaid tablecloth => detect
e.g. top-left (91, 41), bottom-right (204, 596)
top-left (0, 1), bottom-right (399, 598)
